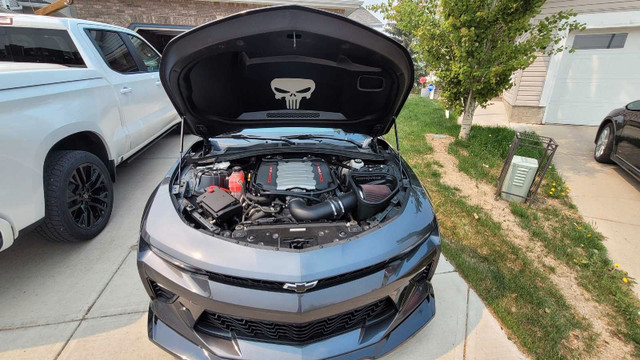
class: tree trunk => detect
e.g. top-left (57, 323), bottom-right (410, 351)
top-left (459, 91), bottom-right (477, 140)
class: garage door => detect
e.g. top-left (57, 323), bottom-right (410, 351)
top-left (545, 28), bottom-right (640, 125)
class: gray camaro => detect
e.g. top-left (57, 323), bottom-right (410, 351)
top-left (137, 5), bottom-right (441, 360)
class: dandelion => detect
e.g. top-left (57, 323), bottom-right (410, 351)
top-left (551, 188), bottom-right (555, 191)
top-left (489, 134), bottom-right (492, 137)
top-left (623, 277), bottom-right (628, 283)
top-left (578, 227), bottom-right (582, 230)
top-left (549, 191), bottom-right (553, 195)
top-left (615, 263), bottom-right (620, 268)
top-left (552, 182), bottom-right (556, 186)
top-left (587, 233), bottom-right (591, 238)
top-left (561, 192), bottom-right (565, 196)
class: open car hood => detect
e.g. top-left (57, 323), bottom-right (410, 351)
top-left (160, 5), bottom-right (414, 138)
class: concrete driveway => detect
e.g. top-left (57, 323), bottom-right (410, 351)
top-left (0, 134), bottom-right (524, 360)
top-left (528, 124), bottom-right (640, 297)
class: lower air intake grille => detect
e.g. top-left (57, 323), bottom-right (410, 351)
top-left (149, 280), bottom-right (177, 303)
top-left (194, 297), bottom-right (396, 344)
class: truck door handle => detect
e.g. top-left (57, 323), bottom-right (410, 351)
top-left (120, 86), bottom-right (133, 94)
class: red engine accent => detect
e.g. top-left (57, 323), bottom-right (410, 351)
top-left (316, 163), bottom-right (324, 182)
top-left (229, 167), bottom-right (245, 199)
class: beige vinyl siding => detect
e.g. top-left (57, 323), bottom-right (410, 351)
top-left (506, 0), bottom-right (640, 109)
top-left (504, 54), bottom-right (549, 106)
top-left (540, 0), bottom-right (640, 17)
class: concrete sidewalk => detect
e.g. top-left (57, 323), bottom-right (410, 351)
top-left (0, 134), bottom-right (526, 360)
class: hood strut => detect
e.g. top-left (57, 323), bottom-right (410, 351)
top-left (173, 116), bottom-right (186, 195)
top-left (392, 117), bottom-right (404, 179)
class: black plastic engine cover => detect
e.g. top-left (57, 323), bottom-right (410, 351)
top-left (255, 158), bottom-right (335, 192)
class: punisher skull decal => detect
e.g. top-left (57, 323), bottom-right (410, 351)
top-left (271, 78), bottom-right (316, 110)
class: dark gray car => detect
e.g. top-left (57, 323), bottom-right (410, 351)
top-left (137, 6), bottom-right (441, 359)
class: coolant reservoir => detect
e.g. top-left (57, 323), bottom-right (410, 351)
top-left (228, 167), bottom-right (245, 199)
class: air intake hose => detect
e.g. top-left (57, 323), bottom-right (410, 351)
top-left (288, 192), bottom-right (357, 221)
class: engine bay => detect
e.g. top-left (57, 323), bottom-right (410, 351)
top-left (174, 145), bottom-right (407, 250)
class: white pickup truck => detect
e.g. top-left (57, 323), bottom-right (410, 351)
top-left (0, 14), bottom-right (180, 251)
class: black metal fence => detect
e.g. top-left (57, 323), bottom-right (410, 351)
top-left (496, 132), bottom-right (559, 203)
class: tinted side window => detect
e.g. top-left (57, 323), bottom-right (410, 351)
top-left (127, 34), bottom-right (160, 72)
top-left (0, 27), bottom-right (84, 66)
top-left (627, 100), bottom-right (640, 111)
top-left (572, 33), bottom-right (627, 50)
top-left (87, 30), bottom-right (139, 73)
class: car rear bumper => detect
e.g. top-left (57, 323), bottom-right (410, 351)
top-left (137, 234), bottom-right (439, 360)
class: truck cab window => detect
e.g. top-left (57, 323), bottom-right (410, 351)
top-left (127, 34), bottom-right (160, 72)
top-left (87, 29), bottom-right (139, 73)
top-left (0, 27), bottom-right (84, 66)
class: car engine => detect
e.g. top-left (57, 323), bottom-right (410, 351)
top-left (175, 151), bottom-right (406, 250)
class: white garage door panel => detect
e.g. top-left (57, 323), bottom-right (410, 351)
top-left (546, 28), bottom-right (640, 125)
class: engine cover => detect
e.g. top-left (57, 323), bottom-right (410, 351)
top-left (255, 158), bottom-right (334, 192)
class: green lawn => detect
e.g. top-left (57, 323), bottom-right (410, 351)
top-left (387, 97), bottom-right (594, 359)
top-left (389, 97), bottom-right (640, 358)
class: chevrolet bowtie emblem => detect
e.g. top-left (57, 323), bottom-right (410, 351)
top-left (283, 280), bottom-right (318, 293)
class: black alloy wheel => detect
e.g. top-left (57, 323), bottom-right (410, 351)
top-left (38, 151), bottom-right (114, 242)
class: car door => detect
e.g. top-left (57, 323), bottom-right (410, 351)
top-left (616, 100), bottom-right (640, 170)
top-left (123, 33), bottom-right (179, 147)
top-left (84, 28), bottom-right (169, 158)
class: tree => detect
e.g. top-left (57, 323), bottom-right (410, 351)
top-left (384, 22), bottom-right (429, 90)
top-left (371, 0), bottom-right (583, 140)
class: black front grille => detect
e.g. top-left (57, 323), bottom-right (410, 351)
top-left (194, 298), bottom-right (396, 344)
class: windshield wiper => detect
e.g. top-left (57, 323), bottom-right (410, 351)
top-left (282, 134), bottom-right (363, 147)
top-left (225, 134), bottom-right (295, 145)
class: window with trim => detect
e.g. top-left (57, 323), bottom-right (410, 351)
top-left (126, 34), bottom-right (160, 72)
top-left (0, 27), bottom-right (84, 66)
top-left (572, 33), bottom-right (628, 50)
top-left (87, 29), bottom-right (139, 73)
top-left (627, 100), bottom-right (640, 111)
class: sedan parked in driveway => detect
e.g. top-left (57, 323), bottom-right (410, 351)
top-left (595, 100), bottom-right (640, 180)
top-left (137, 5), bottom-right (440, 360)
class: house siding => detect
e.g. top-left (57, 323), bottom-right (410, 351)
top-left (503, 0), bottom-right (640, 123)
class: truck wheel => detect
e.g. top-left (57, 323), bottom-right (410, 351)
top-left (37, 151), bottom-right (114, 242)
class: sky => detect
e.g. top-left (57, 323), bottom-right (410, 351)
top-left (362, 0), bottom-right (387, 24)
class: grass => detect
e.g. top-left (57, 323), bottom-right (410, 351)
top-left (387, 97), bottom-right (594, 359)
top-left (395, 97), bottom-right (640, 356)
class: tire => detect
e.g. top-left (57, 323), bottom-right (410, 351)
top-left (594, 123), bottom-right (615, 164)
top-left (37, 151), bottom-right (114, 242)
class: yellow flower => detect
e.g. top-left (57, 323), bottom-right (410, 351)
top-left (577, 227), bottom-right (582, 230)
top-left (623, 277), bottom-right (628, 283)
top-left (561, 192), bottom-right (565, 196)
top-left (552, 182), bottom-right (556, 186)
top-left (551, 188), bottom-right (555, 191)
top-left (549, 191), bottom-right (553, 195)
top-left (615, 263), bottom-right (620, 268)
top-left (587, 234), bottom-right (591, 238)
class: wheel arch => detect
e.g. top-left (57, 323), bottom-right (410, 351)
top-left (595, 118), bottom-right (616, 144)
top-left (47, 131), bottom-right (116, 182)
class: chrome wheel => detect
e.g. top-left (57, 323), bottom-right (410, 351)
top-left (595, 127), bottom-right (610, 158)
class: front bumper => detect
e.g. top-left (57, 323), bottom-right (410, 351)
top-left (137, 234), bottom-right (439, 360)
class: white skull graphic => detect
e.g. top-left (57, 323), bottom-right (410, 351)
top-left (271, 78), bottom-right (316, 110)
